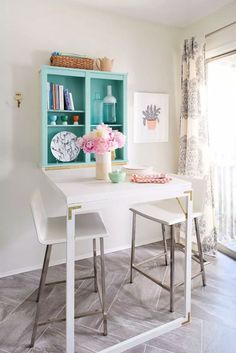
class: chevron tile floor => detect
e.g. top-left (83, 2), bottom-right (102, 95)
top-left (0, 242), bottom-right (235, 353)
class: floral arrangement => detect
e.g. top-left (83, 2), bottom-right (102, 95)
top-left (77, 124), bottom-right (126, 154)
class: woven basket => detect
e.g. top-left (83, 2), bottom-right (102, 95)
top-left (50, 55), bottom-right (94, 70)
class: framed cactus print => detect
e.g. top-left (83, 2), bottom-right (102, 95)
top-left (134, 92), bottom-right (169, 143)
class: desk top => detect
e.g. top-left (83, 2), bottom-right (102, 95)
top-left (44, 169), bottom-right (192, 206)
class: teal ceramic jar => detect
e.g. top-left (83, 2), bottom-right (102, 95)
top-left (49, 115), bottom-right (57, 125)
top-left (61, 115), bottom-right (68, 125)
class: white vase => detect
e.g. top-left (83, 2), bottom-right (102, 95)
top-left (96, 152), bottom-right (112, 180)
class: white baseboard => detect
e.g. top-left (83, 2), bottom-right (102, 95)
top-left (218, 242), bottom-right (236, 260)
top-left (0, 237), bottom-right (159, 278)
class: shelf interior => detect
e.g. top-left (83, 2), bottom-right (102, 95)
top-left (48, 74), bottom-right (85, 112)
top-left (43, 69), bottom-right (126, 168)
top-left (47, 125), bottom-right (85, 164)
top-left (90, 78), bottom-right (124, 125)
top-left (48, 113), bottom-right (85, 125)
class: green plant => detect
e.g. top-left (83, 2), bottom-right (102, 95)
top-left (142, 105), bottom-right (161, 126)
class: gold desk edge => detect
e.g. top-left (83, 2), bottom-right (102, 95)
top-left (68, 205), bottom-right (82, 220)
top-left (181, 312), bottom-right (191, 325)
top-left (184, 190), bottom-right (193, 201)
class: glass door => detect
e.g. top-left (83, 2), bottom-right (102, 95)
top-left (207, 53), bottom-right (236, 257)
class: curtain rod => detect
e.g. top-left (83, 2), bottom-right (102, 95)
top-left (205, 21), bottom-right (236, 38)
top-left (206, 49), bottom-right (236, 63)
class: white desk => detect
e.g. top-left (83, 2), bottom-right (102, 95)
top-left (45, 170), bottom-right (193, 353)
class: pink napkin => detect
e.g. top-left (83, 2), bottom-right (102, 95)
top-left (131, 173), bottom-right (172, 184)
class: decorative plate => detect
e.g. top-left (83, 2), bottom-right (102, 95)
top-left (122, 165), bottom-right (153, 176)
top-left (50, 131), bottom-right (80, 162)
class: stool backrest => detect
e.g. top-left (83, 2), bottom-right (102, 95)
top-left (31, 189), bottom-right (48, 244)
top-left (178, 175), bottom-right (206, 214)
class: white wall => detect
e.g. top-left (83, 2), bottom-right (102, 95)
top-left (0, 0), bottom-right (181, 276)
top-left (182, 1), bottom-right (236, 47)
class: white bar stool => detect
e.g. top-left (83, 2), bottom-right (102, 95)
top-left (30, 189), bottom-right (108, 347)
top-left (129, 176), bottom-right (207, 312)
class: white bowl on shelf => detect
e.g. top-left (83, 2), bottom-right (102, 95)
top-left (122, 165), bottom-right (153, 176)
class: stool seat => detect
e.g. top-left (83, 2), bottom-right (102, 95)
top-left (129, 176), bottom-right (207, 313)
top-left (43, 213), bottom-right (108, 245)
top-left (130, 199), bottom-right (201, 226)
top-left (30, 189), bottom-right (108, 347)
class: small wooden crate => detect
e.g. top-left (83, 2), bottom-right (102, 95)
top-left (50, 55), bottom-right (94, 70)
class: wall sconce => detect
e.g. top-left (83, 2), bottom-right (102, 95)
top-left (15, 92), bottom-right (23, 108)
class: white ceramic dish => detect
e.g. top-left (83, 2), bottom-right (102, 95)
top-left (50, 131), bottom-right (80, 162)
top-left (122, 165), bottom-right (153, 176)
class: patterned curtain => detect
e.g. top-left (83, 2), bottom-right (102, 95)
top-left (178, 37), bottom-right (217, 255)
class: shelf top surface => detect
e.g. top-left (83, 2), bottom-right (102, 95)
top-left (48, 110), bottom-right (85, 113)
top-left (90, 124), bottom-right (122, 126)
top-left (47, 124), bottom-right (84, 127)
top-left (40, 65), bottom-right (128, 77)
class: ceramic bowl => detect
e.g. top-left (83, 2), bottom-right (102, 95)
top-left (109, 171), bottom-right (126, 183)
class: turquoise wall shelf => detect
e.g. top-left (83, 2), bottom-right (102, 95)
top-left (40, 65), bottom-right (128, 169)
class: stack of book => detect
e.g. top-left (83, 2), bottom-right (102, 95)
top-left (47, 82), bottom-right (75, 110)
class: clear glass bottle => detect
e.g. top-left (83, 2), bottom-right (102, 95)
top-left (103, 85), bottom-right (117, 124)
top-left (92, 93), bottom-right (103, 124)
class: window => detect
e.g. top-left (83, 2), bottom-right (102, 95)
top-left (207, 53), bottom-right (236, 256)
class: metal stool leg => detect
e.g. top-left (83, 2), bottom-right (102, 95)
top-left (100, 237), bottom-right (107, 336)
top-left (30, 244), bottom-right (52, 347)
top-left (194, 218), bottom-right (206, 287)
top-left (93, 238), bottom-right (98, 293)
top-left (130, 212), bottom-right (137, 283)
top-left (161, 224), bottom-right (168, 266)
top-left (170, 226), bottom-right (175, 312)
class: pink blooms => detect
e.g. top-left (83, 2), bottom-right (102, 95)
top-left (77, 137), bottom-right (96, 153)
top-left (77, 124), bottom-right (126, 155)
top-left (113, 130), bottom-right (126, 148)
top-left (94, 138), bottom-right (110, 154)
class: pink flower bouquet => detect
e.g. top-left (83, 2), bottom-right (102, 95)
top-left (77, 124), bottom-right (126, 154)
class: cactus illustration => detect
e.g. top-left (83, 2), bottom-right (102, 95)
top-left (142, 105), bottom-right (161, 125)
top-left (142, 105), bottom-right (161, 130)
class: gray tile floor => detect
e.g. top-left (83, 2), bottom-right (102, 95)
top-left (0, 242), bottom-right (235, 353)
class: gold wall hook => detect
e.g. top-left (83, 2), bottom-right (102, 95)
top-left (15, 92), bottom-right (23, 108)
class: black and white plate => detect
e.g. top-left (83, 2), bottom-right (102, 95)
top-left (50, 131), bottom-right (80, 162)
